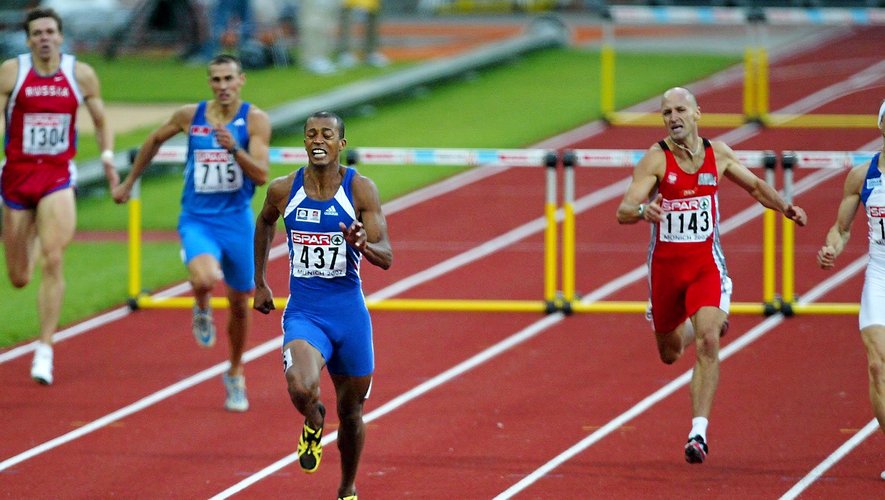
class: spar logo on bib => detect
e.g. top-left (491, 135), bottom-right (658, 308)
top-left (291, 231), bottom-right (345, 246)
top-left (870, 206), bottom-right (885, 217)
top-left (662, 197), bottom-right (709, 212)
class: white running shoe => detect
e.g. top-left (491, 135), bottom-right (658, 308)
top-left (366, 51), bottom-right (389, 68)
top-left (192, 305), bottom-right (216, 348)
top-left (305, 57), bottom-right (336, 75)
top-left (223, 373), bottom-right (249, 412)
top-left (337, 52), bottom-right (358, 69)
top-left (31, 343), bottom-right (53, 385)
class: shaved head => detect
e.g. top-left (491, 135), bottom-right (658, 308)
top-left (662, 87), bottom-right (698, 109)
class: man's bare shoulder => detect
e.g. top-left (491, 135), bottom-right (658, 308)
top-left (0, 58), bottom-right (19, 93)
top-left (267, 171), bottom-right (297, 199)
top-left (708, 139), bottom-right (737, 157)
top-left (172, 103), bottom-right (200, 122)
top-left (246, 102), bottom-right (268, 117)
top-left (0, 57), bottom-right (17, 72)
top-left (245, 104), bottom-right (271, 128)
top-left (637, 142), bottom-right (667, 172)
top-left (74, 59), bottom-right (96, 76)
top-left (73, 60), bottom-right (100, 89)
top-left (351, 167), bottom-right (380, 192)
top-left (844, 161), bottom-right (871, 192)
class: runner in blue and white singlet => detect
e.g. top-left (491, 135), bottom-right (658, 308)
top-left (181, 100), bottom-right (254, 215)
top-left (817, 101), bottom-right (885, 480)
top-left (280, 165), bottom-right (374, 376)
top-left (178, 99), bottom-right (256, 292)
top-left (113, 55), bottom-right (271, 413)
top-left (253, 111), bottom-right (391, 498)
top-left (859, 152), bottom-right (885, 330)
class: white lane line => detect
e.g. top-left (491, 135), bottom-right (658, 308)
top-left (779, 418), bottom-right (880, 500)
top-left (2, 42), bottom-right (874, 493)
top-left (774, 134), bottom-right (885, 499)
top-left (0, 156), bottom-right (631, 474)
top-left (209, 313), bottom-right (568, 499)
top-left (494, 256), bottom-right (869, 499)
top-left (491, 133), bottom-right (885, 500)
top-left (0, 113), bottom-right (595, 365)
top-left (208, 138), bottom-right (864, 498)
top-left (0, 114), bottom-right (624, 471)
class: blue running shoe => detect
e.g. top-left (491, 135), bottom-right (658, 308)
top-left (192, 305), bottom-right (216, 348)
top-left (223, 373), bottom-right (249, 412)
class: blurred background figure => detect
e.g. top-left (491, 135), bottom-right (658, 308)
top-left (336, 0), bottom-right (388, 68)
top-left (298, 0), bottom-right (341, 74)
top-left (193, 0), bottom-right (256, 64)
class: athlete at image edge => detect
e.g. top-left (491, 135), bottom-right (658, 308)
top-left (0, 7), bottom-right (118, 386)
top-left (616, 86), bottom-right (807, 464)
top-left (253, 111), bottom-right (392, 500)
top-left (816, 99), bottom-right (885, 480)
top-left (112, 54), bottom-right (271, 411)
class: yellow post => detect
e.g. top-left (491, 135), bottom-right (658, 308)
top-left (560, 151), bottom-right (576, 307)
top-left (780, 153), bottom-right (797, 315)
top-left (127, 178), bottom-right (143, 301)
top-left (755, 46), bottom-right (769, 121)
top-left (781, 214), bottom-right (795, 303)
top-left (601, 43), bottom-right (615, 118)
top-left (600, 22), bottom-right (615, 118)
top-left (743, 46), bottom-right (757, 121)
top-left (544, 152), bottom-right (559, 305)
top-left (761, 153), bottom-right (777, 311)
top-left (562, 201), bottom-right (575, 302)
top-left (763, 208), bottom-right (776, 303)
top-left (544, 197), bottom-right (558, 302)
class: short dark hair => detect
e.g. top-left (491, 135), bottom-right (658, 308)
top-left (208, 54), bottom-right (242, 74)
top-left (23, 7), bottom-right (63, 35)
top-left (305, 111), bottom-right (345, 138)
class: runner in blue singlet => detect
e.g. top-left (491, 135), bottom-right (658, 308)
top-left (253, 111), bottom-right (392, 500)
top-left (113, 54), bottom-right (271, 413)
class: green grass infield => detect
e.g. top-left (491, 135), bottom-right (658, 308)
top-left (0, 48), bottom-right (737, 347)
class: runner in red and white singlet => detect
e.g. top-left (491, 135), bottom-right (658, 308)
top-left (1, 51), bottom-right (81, 208)
top-left (617, 87), bottom-right (807, 465)
top-left (0, 7), bottom-right (117, 386)
top-left (648, 137), bottom-right (731, 335)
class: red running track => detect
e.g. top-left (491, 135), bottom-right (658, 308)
top-left (1, 25), bottom-right (884, 499)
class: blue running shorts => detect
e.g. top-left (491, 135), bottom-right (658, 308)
top-left (282, 303), bottom-right (374, 377)
top-left (178, 210), bottom-right (255, 292)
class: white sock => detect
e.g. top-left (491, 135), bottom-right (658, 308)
top-left (690, 417), bottom-right (708, 441)
top-left (35, 342), bottom-right (53, 357)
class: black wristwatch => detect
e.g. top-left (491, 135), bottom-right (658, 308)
top-left (228, 144), bottom-right (240, 155)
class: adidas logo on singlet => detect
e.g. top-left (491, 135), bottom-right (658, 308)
top-left (324, 206), bottom-right (338, 216)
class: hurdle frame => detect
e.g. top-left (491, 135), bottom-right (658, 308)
top-left (599, 5), bottom-right (884, 129)
top-left (123, 145), bottom-right (865, 316)
top-left (125, 146), bottom-right (561, 313)
top-left (777, 149), bottom-right (878, 316)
